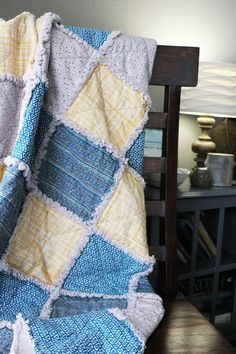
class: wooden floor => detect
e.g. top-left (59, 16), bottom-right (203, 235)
top-left (145, 300), bottom-right (236, 354)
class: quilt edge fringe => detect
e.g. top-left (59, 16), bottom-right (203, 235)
top-left (10, 314), bottom-right (35, 354)
top-left (0, 320), bottom-right (13, 329)
top-left (109, 291), bottom-right (165, 353)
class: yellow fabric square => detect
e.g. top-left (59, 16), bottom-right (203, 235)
top-left (67, 64), bottom-right (147, 152)
top-left (0, 164), bottom-right (6, 181)
top-left (6, 195), bottom-right (87, 286)
top-left (0, 12), bottom-right (42, 77)
top-left (97, 168), bottom-right (149, 261)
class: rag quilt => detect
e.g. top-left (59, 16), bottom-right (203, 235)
top-left (0, 12), bottom-right (164, 354)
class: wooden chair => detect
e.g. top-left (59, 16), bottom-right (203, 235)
top-left (143, 45), bottom-right (236, 353)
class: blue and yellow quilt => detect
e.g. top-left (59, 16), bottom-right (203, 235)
top-left (0, 12), bottom-right (164, 354)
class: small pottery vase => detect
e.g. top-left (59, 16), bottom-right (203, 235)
top-left (190, 167), bottom-right (212, 188)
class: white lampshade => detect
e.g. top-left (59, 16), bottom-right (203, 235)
top-left (180, 61), bottom-right (236, 118)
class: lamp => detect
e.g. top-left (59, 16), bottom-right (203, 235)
top-left (180, 61), bottom-right (236, 185)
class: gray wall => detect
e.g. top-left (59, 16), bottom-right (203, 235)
top-left (1, 0), bottom-right (236, 169)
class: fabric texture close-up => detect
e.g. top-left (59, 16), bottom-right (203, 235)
top-left (0, 12), bottom-right (164, 354)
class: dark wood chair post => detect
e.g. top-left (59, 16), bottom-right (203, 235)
top-left (162, 85), bottom-right (181, 295)
top-left (146, 45), bottom-right (199, 297)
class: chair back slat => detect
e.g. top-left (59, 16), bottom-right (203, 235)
top-left (146, 112), bottom-right (167, 129)
top-left (146, 201), bottom-right (165, 218)
top-left (143, 157), bottom-right (166, 174)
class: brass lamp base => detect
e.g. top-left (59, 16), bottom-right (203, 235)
top-left (190, 116), bottom-right (216, 187)
top-left (192, 116), bottom-right (216, 167)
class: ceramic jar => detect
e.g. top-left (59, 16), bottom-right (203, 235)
top-left (190, 167), bottom-right (212, 188)
top-left (205, 153), bottom-right (234, 187)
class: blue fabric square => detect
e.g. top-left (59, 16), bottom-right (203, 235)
top-left (0, 166), bottom-right (27, 256)
top-left (65, 26), bottom-right (110, 50)
top-left (37, 124), bottom-right (121, 221)
top-left (30, 311), bottom-right (142, 354)
top-left (51, 296), bottom-right (127, 318)
top-left (11, 82), bottom-right (46, 167)
top-left (0, 328), bottom-right (13, 354)
top-left (0, 271), bottom-right (49, 323)
top-left (126, 131), bottom-right (145, 175)
top-left (34, 110), bottom-right (53, 155)
top-left (63, 234), bottom-right (149, 295)
top-left (137, 276), bottom-right (155, 293)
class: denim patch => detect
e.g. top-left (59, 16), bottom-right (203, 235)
top-left (51, 296), bottom-right (127, 318)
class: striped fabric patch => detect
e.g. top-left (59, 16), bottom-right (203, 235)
top-left (37, 124), bottom-right (121, 221)
top-left (63, 234), bottom-right (149, 295)
top-left (0, 166), bottom-right (27, 256)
